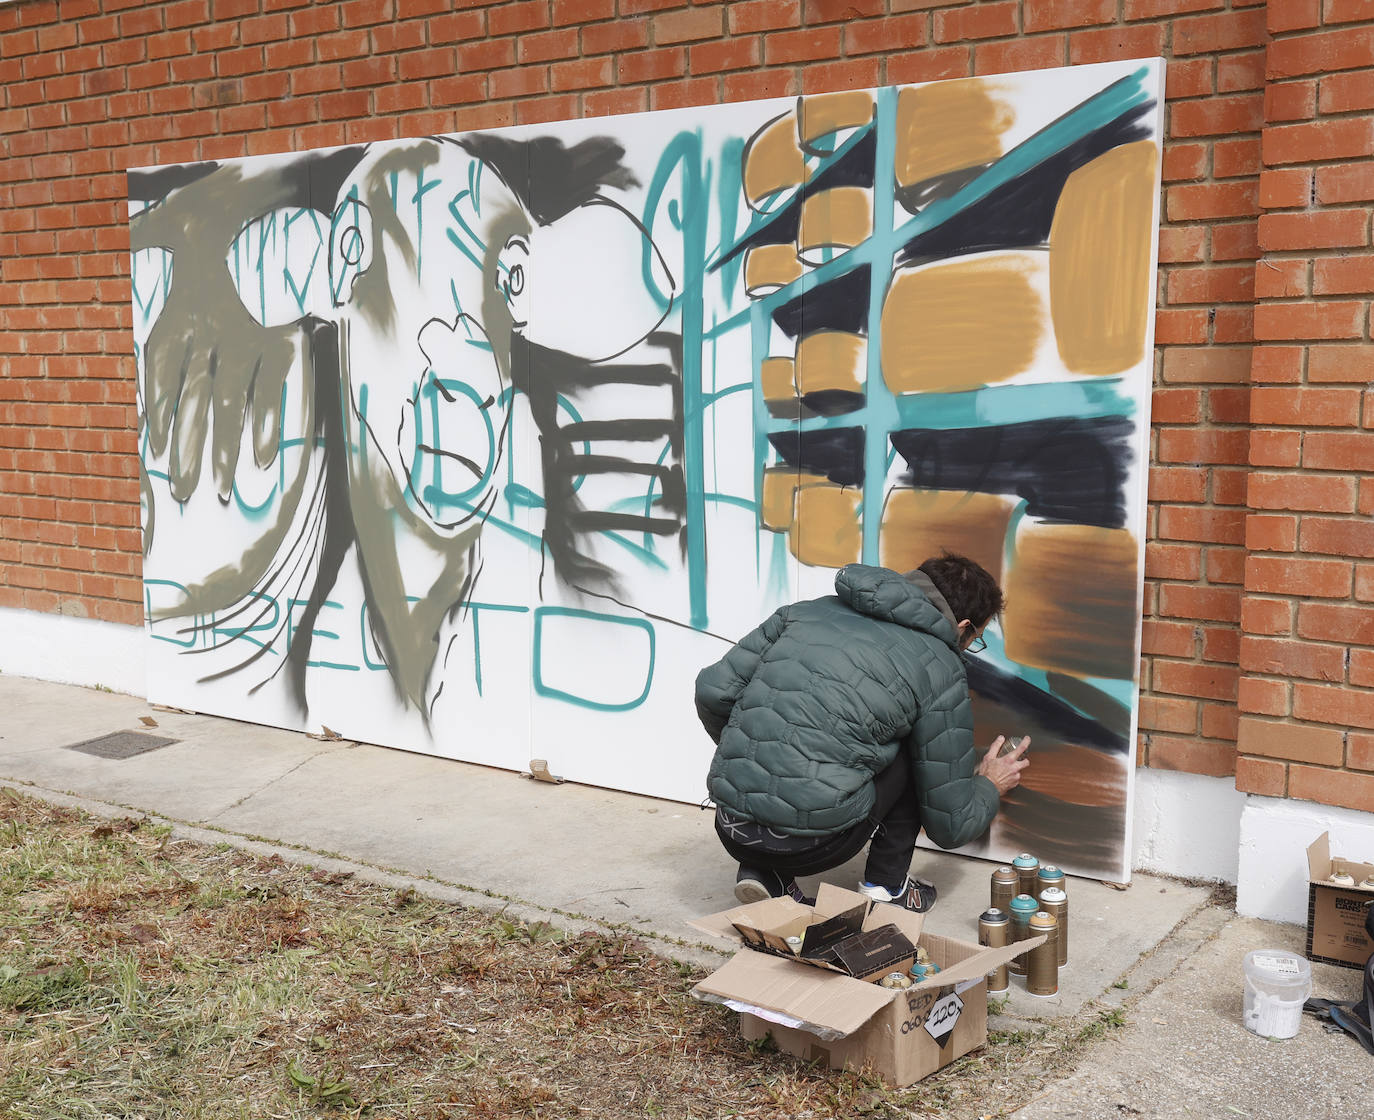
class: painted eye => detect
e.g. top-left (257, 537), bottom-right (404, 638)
top-left (506, 262), bottom-right (525, 298)
top-left (496, 236), bottom-right (530, 329)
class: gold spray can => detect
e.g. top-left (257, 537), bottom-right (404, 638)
top-left (978, 907), bottom-right (1010, 994)
top-left (1012, 853), bottom-right (1039, 898)
top-left (1008, 893), bottom-right (1039, 976)
top-left (1039, 886), bottom-right (1068, 967)
top-left (1026, 911), bottom-right (1059, 997)
top-left (991, 865), bottom-right (1019, 914)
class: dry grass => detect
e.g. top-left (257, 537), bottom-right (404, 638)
top-left (0, 789), bottom-right (1120, 1119)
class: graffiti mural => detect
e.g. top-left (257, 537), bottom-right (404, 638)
top-left (130, 59), bottom-right (1163, 881)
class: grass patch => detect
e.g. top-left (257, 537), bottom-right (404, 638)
top-left (0, 789), bottom-right (1139, 1118)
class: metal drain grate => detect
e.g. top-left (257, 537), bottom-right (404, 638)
top-left (64, 731), bottom-right (181, 760)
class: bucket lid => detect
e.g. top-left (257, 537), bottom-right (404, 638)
top-left (1243, 949), bottom-right (1311, 984)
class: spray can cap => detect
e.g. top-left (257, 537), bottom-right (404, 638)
top-left (1013, 853), bottom-right (1039, 868)
top-left (1039, 887), bottom-right (1067, 904)
top-left (1009, 893), bottom-right (1040, 915)
top-left (1030, 910), bottom-right (1057, 930)
top-left (980, 908), bottom-right (1008, 923)
top-left (1037, 864), bottom-right (1064, 880)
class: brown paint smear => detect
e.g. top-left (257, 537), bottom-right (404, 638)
top-left (795, 331), bottom-right (865, 395)
top-left (1003, 523), bottom-right (1140, 682)
top-left (1049, 140), bottom-right (1158, 376)
top-left (760, 356), bottom-right (797, 402)
top-left (879, 488), bottom-right (1013, 583)
top-left (743, 114), bottom-right (806, 209)
top-left (744, 243), bottom-right (804, 297)
top-left (791, 482), bottom-right (861, 568)
top-left (799, 186), bottom-right (872, 258)
top-left (799, 90), bottom-right (875, 148)
top-left (881, 254), bottom-right (1044, 394)
top-left (895, 79), bottom-right (1014, 188)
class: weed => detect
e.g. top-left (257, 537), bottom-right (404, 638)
top-left (286, 1058), bottom-right (360, 1109)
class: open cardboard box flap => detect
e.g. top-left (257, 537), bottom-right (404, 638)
top-left (1307, 831), bottom-right (1374, 886)
top-left (690, 882), bottom-right (1042, 1038)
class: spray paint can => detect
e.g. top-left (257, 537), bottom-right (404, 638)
top-left (1008, 893), bottom-right (1039, 976)
top-left (1027, 910), bottom-right (1059, 996)
top-left (1039, 886), bottom-right (1068, 968)
top-left (1013, 853), bottom-right (1040, 898)
top-left (1034, 864), bottom-right (1064, 903)
top-left (979, 908), bottom-right (1010, 994)
top-left (991, 865), bottom-right (1019, 914)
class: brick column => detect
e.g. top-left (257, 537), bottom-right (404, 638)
top-left (1237, 0), bottom-right (1374, 812)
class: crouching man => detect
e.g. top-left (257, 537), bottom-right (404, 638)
top-left (696, 555), bottom-right (1030, 911)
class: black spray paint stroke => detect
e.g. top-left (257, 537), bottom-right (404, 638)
top-left (456, 134), bottom-right (640, 226)
top-left (715, 126), bottom-right (877, 269)
top-left (767, 426), bottom-right (865, 488)
top-left (771, 261), bottom-right (871, 339)
top-left (889, 415), bottom-right (1136, 529)
top-left (509, 331), bottom-right (685, 597)
top-left (966, 656), bottom-right (1128, 755)
top-left (799, 389), bottom-right (865, 417)
top-left (896, 98), bottom-right (1155, 268)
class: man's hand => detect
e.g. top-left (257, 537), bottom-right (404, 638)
top-left (978, 735), bottom-right (1030, 795)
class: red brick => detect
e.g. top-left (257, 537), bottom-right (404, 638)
top-left (1252, 386), bottom-right (1364, 427)
top-left (1239, 676), bottom-right (1291, 716)
top-left (1174, 8), bottom-right (1268, 55)
top-left (1219, 49), bottom-right (1267, 93)
top-left (1208, 387), bottom-right (1252, 425)
top-left (1157, 428), bottom-right (1249, 466)
top-left (1319, 70), bottom-right (1374, 114)
top-left (655, 4), bottom-right (724, 44)
top-left (1351, 733), bottom-right (1374, 772)
top-left (804, 0), bottom-right (882, 21)
top-left (1315, 163), bottom-right (1374, 205)
top-left (1265, 118), bottom-right (1374, 166)
top-left (1146, 736), bottom-right (1236, 778)
top-left (1268, 30), bottom-right (1374, 79)
top-left (1213, 221), bottom-right (1260, 261)
top-left (800, 58), bottom-right (882, 91)
top-left (1148, 466), bottom-right (1209, 503)
top-left (1158, 505), bottom-right (1246, 544)
top-left (518, 28), bottom-right (579, 63)
top-left (1324, 0), bottom-right (1374, 24)
top-left (1152, 659), bottom-right (1240, 701)
top-left (1254, 260), bottom-right (1307, 301)
top-left (1305, 431), bottom-right (1374, 472)
top-left (1301, 516), bottom-right (1374, 558)
top-left (1235, 755), bottom-right (1287, 797)
top-left (1166, 263), bottom-right (1254, 303)
top-left (1309, 345), bottom-right (1374, 383)
top-left (1158, 584), bottom-right (1243, 624)
top-left (1248, 428), bottom-right (1303, 468)
top-left (1202, 701), bottom-right (1240, 741)
top-left (584, 87), bottom-right (649, 117)
top-left (1141, 619), bottom-right (1197, 659)
top-left (1253, 301), bottom-right (1366, 341)
top-left (1151, 387), bottom-right (1204, 423)
top-left (1069, 24), bottom-right (1165, 65)
top-left (1139, 694), bottom-right (1200, 734)
top-left (1265, 80), bottom-right (1317, 123)
top-left (1258, 168), bottom-right (1313, 210)
top-left (650, 77), bottom-right (719, 110)
top-left (490, 0), bottom-right (551, 36)
top-left (1160, 346), bottom-right (1251, 384)
top-left (1249, 345), bottom-right (1303, 384)
top-left (728, 0), bottom-right (800, 34)
top-left (490, 67), bottom-right (549, 99)
top-left (1158, 226), bottom-right (1208, 264)
top-left (1246, 554), bottom-right (1354, 596)
top-left (1240, 636), bottom-right (1346, 682)
top-left (1162, 142), bottom-right (1207, 182)
top-left (1024, 0), bottom-right (1114, 31)
top-left (1289, 763), bottom-right (1374, 811)
top-left (619, 47), bottom-right (684, 84)
top-left (1145, 542), bottom-right (1203, 581)
top-left (550, 57), bottom-right (613, 91)
top-left (1155, 308), bottom-right (1210, 345)
top-left (1354, 650), bottom-right (1374, 689)
top-left (1167, 58), bottom-right (1215, 99)
top-left (1170, 94), bottom-right (1264, 138)
top-left (765, 26), bottom-right (842, 63)
top-left (1242, 595), bottom-right (1295, 635)
top-left (1313, 255), bottom-right (1374, 296)
top-left (1299, 601), bottom-right (1374, 646)
top-left (723, 70), bottom-right (798, 102)
top-left (934, 2), bottom-right (1017, 43)
top-left (457, 39), bottom-right (515, 71)
top-left (691, 37), bottom-right (761, 75)
top-left (1238, 716), bottom-right (1344, 764)
top-left (887, 45), bottom-right (970, 84)
top-left (975, 36), bottom-right (1066, 75)
top-left (1213, 137), bottom-right (1261, 180)
top-left (583, 20), bottom-right (649, 53)
top-left (553, 0), bottom-right (614, 24)
top-left (1267, 0), bottom-right (1322, 31)
top-left (845, 14), bottom-right (928, 55)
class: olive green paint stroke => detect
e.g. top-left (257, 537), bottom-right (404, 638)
top-left (341, 139), bottom-right (442, 336)
top-left (146, 332), bottom-right (319, 624)
top-left (131, 162), bottom-right (303, 505)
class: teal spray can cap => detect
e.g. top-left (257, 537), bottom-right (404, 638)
top-left (1013, 853), bottom-right (1038, 870)
top-left (1009, 893), bottom-right (1040, 917)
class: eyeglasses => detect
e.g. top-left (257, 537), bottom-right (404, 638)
top-left (964, 633), bottom-right (987, 654)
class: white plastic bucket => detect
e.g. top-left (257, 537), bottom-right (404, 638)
top-left (1242, 949), bottom-right (1312, 1040)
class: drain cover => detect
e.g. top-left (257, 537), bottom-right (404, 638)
top-left (64, 731), bottom-right (180, 760)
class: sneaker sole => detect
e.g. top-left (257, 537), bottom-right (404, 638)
top-left (734, 879), bottom-right (774, 905)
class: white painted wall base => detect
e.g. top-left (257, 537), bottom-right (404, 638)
top-left (1237, 795), bottom-right (1374, 924)
top-left (0, 607), bottom-right (145, 697)
top-left (1132, 766), bottom-right (1246, 885)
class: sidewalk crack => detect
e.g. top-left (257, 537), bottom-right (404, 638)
top-left (206, 746), bottom-right (339, 821)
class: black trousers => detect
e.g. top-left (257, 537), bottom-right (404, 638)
top-left (713, 752), bottom-right (921, 893)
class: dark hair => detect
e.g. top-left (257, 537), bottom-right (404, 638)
top-left (915, 553), bottom-right (1004, 629)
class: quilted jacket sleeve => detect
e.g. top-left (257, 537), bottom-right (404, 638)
top-left (906, 670), bottom-right (1000, 850)
top-left (694, 605), bottom-right (790, 744)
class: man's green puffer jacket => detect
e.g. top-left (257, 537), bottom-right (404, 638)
top-left (697, 563), bottom-right (999, 848)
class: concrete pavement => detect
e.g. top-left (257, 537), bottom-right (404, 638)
top-left (2, 672), bottom-right (1369, 1103)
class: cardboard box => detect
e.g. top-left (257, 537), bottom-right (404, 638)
top-left (1305, 832), bottom-right (1374, 970)
top-left (689, 884), bottom-right (1041, 1088)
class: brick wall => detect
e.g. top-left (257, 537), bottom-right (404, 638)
top-left (0, 0), bottom-right (1370, 815)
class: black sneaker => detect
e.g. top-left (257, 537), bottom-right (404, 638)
top-left (858, 875), bottom-right (938, 913)
top-left (734, 866), bottom-right (812, 906)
